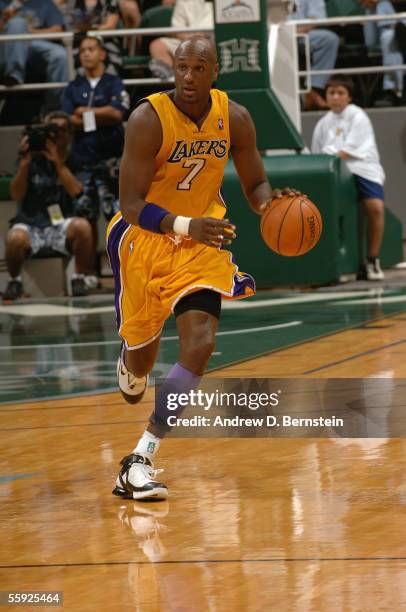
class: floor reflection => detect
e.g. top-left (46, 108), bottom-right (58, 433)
top-left (1, 289), bottom-right (406, 403)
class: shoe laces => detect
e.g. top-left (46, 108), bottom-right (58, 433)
top-left (137, 462), bottom-right (164, 482)
top-left (123, 453), bottom-right (163, 481)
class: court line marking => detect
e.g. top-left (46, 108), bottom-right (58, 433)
top-left (332, 296), bottom-right (406, 306)
top-left (0, 420), bottom-right (147, 431)
top-left (164, 320), bottom-right (301, 340)
top-left (0, 472), bottom-right (39, 483)
top-left (0, 321), bottom-right (302, 351)
top-left (303, 339), bottom-right (406, 374)
top-left (0, 290), bottom-right (384, 317)
top-left (223, 290), bottom-right (382, 309)
top-left (0, 400), bottom-right (150, 413)
top-left (1, 557), bottom-right (406, 569)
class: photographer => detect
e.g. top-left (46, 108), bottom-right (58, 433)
top-left (2, 111), bottom-right (94, 301)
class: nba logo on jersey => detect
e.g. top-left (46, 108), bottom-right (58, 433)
top-left (218, 118), bottom-right (224, 130)
top-left (129, 241), bottom-right (134, 253)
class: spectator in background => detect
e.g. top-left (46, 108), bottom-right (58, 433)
top-left (0, 0), bottom-right (68, 110)
top-left (62, 35), bottom-right (129, 286)
top-left (2, 111), bottom-right (93, 301)
top-left (118, 0), bottom-right (141, 56)
top-left (148, 0), bottom-right (214, 79)
top-left (57, 0), bottom-right (123, 75)
top-left (312, 75), bottom-right (385, 281)
top-left (118, 0), bottom-right (140, 29)
top-left (287, 0), bottom-right (340, 110)
top-left (360, 0), bottom-right (405, 106)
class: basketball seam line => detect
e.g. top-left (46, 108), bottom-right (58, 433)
top-left (277, 197), bottom-right (296, 255)
top-left (296, 199), bottom-right (305, 255)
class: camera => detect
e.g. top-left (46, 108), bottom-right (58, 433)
top-left (25, 124), bottom-right (59, 152)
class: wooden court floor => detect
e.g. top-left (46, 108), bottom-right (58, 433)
top-left (1, 313), bottom-right (406, 610)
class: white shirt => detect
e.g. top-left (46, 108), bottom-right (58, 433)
top-left (311, 104), bottom-right (385, 185)
top-left (171, 0), bottom-right (214, 28)
top-left (87, 77), bottom-right (101, 89)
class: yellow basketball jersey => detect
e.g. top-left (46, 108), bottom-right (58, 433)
top-left (144, 88), bottom-right (230, 219)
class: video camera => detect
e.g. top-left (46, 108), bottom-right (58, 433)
top-left (24, 124), bottom-right (59, 153)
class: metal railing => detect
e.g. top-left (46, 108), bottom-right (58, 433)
top-left (0, 30), bottom-right (75, 85)
top-left (294, 11), bottom-right (406, 88)
top-left (0, 26), bottom-right (212, 92)
top-left (0, 12), bottom-right (405, 93)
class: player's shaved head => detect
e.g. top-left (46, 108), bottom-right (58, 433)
top-left (174, 36), bottom-right (217, 65)
top-left (173, 35), bottom-right (219, 109)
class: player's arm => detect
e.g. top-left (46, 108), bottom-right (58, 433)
top-left (119, 102), bottom-right (164, 225)
top-left (120, 102), bottom-right (237, 247)
top-left (229, 101), bottom-right (271, 214)
top-left (229, 101), bottom-right (298, 215)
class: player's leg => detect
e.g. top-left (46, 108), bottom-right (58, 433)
top-left (146, 290), bottom-right (221, 440)
top-left (362, 197), bottom-right (385, 280)
top-left (113, 336), bottom-right (167, 499)
top-left (114, 290), bottom-right (221, 501)
top-left (117, 336), bottom-right (161, 405)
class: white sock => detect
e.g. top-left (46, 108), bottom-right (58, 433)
top-left (134, 430), bottom-right (160, 459)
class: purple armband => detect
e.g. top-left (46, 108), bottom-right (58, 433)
top-left (138, 202), bottom-right (169, 234)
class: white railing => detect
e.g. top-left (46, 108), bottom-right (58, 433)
top-left (0, 12), bottom-right (405, 93)
top-left (0, 31), bottom-right (76, 83)
top-left (294, 11), bottom-right (406, 89)
top-left (0, 26), bottom-right (212, 92)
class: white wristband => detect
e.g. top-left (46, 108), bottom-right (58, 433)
top-left (173, 215), bottom-right (192, 236)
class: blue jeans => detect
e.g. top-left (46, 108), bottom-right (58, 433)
top-left (363, 1), bottom-right (405, 93)
top-left (0, 16), bottom-right (68, 106)
top-left (300, 29), bottom-right (340, 89)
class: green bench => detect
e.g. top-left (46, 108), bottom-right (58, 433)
top-left (223, 154), bottom-right (402, 287)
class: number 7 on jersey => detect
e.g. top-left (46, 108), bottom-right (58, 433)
top-left (177, 158), bottom-right (206, 191)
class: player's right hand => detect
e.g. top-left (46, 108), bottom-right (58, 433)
top-left (188, 217), bottom-right (237, 248)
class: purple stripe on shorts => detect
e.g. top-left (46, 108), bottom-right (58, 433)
top-left (106, 217), bottom-right (130, 330)
top-left (230, 253), bottom-right (256, 297)
top-left (232, 271), bottom-right (256, 297)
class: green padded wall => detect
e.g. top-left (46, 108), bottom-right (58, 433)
top-left (222, 154), bottom-right (402, 287)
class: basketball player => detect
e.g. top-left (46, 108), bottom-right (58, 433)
top-left (107, 36), bottom-right (297, 500)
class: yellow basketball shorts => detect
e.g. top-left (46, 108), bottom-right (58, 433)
top-left (106, 214), bottom-right (256, 350)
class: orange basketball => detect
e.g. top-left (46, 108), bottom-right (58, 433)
top-left (260, 195), bottom-right (322, 256)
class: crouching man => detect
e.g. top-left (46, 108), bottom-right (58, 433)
top-left (2, 111), bottom-right (94, 301)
